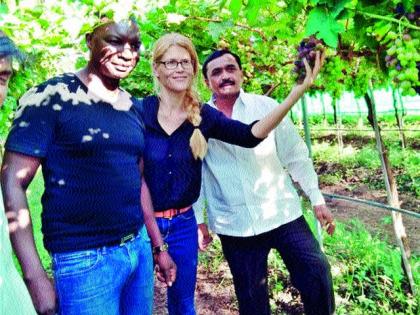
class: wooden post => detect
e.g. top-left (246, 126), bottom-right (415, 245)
top-left (320, 93), bottom-right (328, 128)
top-left (301, 95), bottom-right (323, 247)
top-left (332, 98), bottom-right (343, 154)
top-left (365, 87), bottom-right (415, 294)
top-left (392, 88), bottom-right (406, 149)
top-left (355, 98), bottom-right (364, 129)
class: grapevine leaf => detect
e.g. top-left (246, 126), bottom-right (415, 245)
top-left (245, 0), bottom-right (261, 26)
top-left (305, 7), bottom-right (345, 48)
top-left (331, 0), bottom-right (351, 18)
top-left (207, 20), bottom-right (233, 42)
top-left (373, 21), bottom-right (392, 40)
top-left (229, 0), bottom-right (242, 20)
top-left (218, 0), bottom-right (228, 10)
top-left (0, 4), bottom-right (8, 17)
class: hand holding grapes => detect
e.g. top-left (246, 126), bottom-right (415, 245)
top-left (297, 50), bottom-right (325, 90)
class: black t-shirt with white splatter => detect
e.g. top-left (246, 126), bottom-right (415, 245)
top-left (5, 73), bottom-right (145, 253)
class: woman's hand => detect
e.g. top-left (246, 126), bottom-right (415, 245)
top-left (296, 50), bottom-right (326, 91)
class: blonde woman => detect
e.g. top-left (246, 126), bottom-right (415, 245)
top-left (140, 33), bottom-right (323, 315)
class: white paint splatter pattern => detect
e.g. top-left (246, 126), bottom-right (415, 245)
top-left (15, 78), bottom-right (101, 119)
top-left (81, 135), bottom-right (93, 143)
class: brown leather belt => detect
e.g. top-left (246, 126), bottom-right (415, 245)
top-left (154, 206), bottom-right (191, 219)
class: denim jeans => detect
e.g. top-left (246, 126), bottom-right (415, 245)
top-left (219, 215), bottom-right (335, 315)
top-left (156, 208), bottom-right (198, 315)
top-left (52, 225), bottom-right (154, 315)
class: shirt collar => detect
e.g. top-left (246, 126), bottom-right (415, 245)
top-left (209, 88), bottom-right (247, 110)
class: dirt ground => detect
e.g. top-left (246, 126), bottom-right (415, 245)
top-left (152, 181), bottom-right (418, 314)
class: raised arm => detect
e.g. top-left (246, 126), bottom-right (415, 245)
top-left (251, 51), bottom-right (325, 138)
top-left (1, 151), bottom-right (56, 315)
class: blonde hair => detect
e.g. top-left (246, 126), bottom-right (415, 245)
top-left (152, 33), bottom-right (207, 160)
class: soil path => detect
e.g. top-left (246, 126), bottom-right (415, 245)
top-left (153, 183), bottom-right (418, 314)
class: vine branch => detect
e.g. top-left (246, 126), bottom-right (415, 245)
top-left (357, 11), bottom-right (420, 31)
top-left (186, 16), bottom-right (268, 40)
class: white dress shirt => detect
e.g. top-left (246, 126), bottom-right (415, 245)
top-left (193, 90), bottom-right (325, 236)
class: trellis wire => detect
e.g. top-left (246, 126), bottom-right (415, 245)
top-left (323, 193), bottom-right (420, 219)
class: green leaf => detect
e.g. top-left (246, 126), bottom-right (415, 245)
top-left (0, 3), bottom-right (8, 17)
top-left (244, 0), bottom-right (261, 26)
top-left (331, 0), bottom-right (351, 18)
top-left (305, 7), bottom-right (345, 48)
top-left (218, 0), bottom-right (228, 10)
top-left (207, 21), bottom-right (233, 42)
top-left (229, 0), bottom-right (242, 20)
top-left (372, 21), bottom-right (392, 40)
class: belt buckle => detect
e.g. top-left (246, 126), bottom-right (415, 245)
top-left (120, 233), bottom-right (135, 246)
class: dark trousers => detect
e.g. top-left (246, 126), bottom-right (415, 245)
top-left (219, 216), bottom-right (335, 315)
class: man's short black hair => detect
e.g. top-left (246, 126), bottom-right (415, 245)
top-left (0, 33), bottom-right (24, 62)
top-left (202, 49), bottom-right (242, 80)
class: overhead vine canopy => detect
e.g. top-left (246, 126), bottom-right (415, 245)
top-left (0, 0), bottom-right (418, 110)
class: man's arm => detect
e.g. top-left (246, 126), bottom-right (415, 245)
top-left (139, 160), bottom-right (176, 286)
top-left (274, 118), bottom-right (335, 235)
top-left (1, 151), bottom-right (56, 315)
top-left (193, 179), bottom-right (213, 251)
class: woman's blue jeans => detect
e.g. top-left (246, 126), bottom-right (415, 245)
top-left (51, 225), bottom-right (154, 315)
top-left (156, 208), bottom-right (198, 315)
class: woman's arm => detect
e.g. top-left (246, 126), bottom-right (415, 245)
top-left (251, 51), bottom-right (325, 138)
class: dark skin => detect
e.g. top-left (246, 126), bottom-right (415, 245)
top-left (1, 21), bottom-right (175, 315)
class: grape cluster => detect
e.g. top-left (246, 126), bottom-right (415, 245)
top-left (395, 4), bottom-right (420, 26)
top-left (384, 4), bottom-right (420, 96)
top-left (293, 36), bottom-right (324, 83)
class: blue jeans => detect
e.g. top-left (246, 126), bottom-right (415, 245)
top-left (156, 208), bottom-right (198, 315)
top-left (52, 225), bottom-right (154, 315)
top-left (219, 216), bottom-right (335, 315)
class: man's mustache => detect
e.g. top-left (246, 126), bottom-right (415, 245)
top-left (219, 79), bottom-right (235, 87)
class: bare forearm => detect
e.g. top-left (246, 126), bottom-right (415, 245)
top-left (251, 85), bottom-right (305, 138)
top-left (141, 179), bottom-right (164, 248)
top-left (252, 51), bottom-right (325, 139)
top-left (2, 177), bottom-right (44, 280)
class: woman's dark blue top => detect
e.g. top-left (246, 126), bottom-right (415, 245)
top-left (140, 95), bottom-right (262, 211)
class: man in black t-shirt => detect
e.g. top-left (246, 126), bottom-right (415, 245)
top-left (1, 19), bottom-right (175, 315)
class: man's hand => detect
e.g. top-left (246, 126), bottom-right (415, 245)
top-left (198, 223), bottom-right (213, 251)
top-left (298, 50), bottom-right (326, 90)
top-left (154, 251), bottom-right (177, 287)
top-left (314, 204), bottom-right (335, 235)
top-left (25, 271), bottom-right (56, 315)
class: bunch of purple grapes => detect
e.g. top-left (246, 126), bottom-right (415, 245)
top-left (293, 36), bottom-right (324, 83)
top-left (395, 3), bottom-right (420, 25)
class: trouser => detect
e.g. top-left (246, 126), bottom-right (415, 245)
top-left (156, 208), bottom-right (198, 315)
top-left (219, 215), bottom-right (335, 315)
top-left (52, 225), bottom-right (154, 315)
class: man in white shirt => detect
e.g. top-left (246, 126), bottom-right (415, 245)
top-left (194, 50), bottom-right (335, 315)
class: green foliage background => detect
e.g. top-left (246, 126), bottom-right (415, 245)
top-left (0, 0), bottom-right (419, 138)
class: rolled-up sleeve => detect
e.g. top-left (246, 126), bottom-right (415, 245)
top-left (275, 117), bottom-right (325, 206)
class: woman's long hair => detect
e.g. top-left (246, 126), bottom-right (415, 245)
top-left (152, 33), bottom-right (207, 160)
